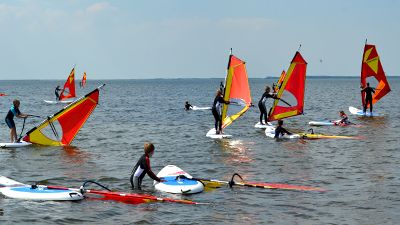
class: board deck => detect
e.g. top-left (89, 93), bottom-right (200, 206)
top-left (0, 176), bottom-right (83, 201)
top-left (191, 106), bottom-right (211, 111)
top-left (43, 99), bottom-right (74, 104)
top-left (0, 141), bottom-right (32, 148)
top-left (154, 165), bottom-right (204, 194)
top-left (254, 122), bottom-right (273, 129)
top-left (349, 106), bottom-right (381, 117)
top-left (206, 128), bottom-right (232, 139)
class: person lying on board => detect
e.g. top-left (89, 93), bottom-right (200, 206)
top-left (211, 89), bottom-right (230, 134)
top-left (5, 99), bottom-right (28, 143)
top-left (55, 85), bottom-right (62, 101)
top-left (361, 82), bottom-right (375, 115)
top-left (335, 111), bottom-right (351, 126)
top-left (130, 142), bottom-right (165, 190)
top-left (274, 120), bottom-right (292, 138)
top-left (259, 86), bottom-right (291, 125)
top-left (184, 101), bottom-right (192, 111)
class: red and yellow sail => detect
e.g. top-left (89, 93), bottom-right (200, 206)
top-left (23, 85), bottom-right (104, 146)
top-left (268, 52), bottom-right (307, 121)
top-left (221, 54), bottom-right (252, 129)
top-left (360, 43), bottom-right (391, 107)
top-left (274, 70), bottom-right (286, 92)
top-left (81, 72), bottom-right (87, 88)
top-left (59, 68), bottom-right (76, 100)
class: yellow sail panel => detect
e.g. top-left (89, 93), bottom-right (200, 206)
top-left (221, 65), bottom-right (234, 122)
top-left (23, 85), bottom-right (104, 146)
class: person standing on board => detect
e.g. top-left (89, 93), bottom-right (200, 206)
top-left (212, 89), bottom-right (230, 134)
top-left (361, 82), bottom-right (375, 115)
top-left (184, 101), bottom-right (192, 111)
top-left (5, 99), bottom-right (28, 143)
top-left (274, 120), bottom-right (292, 138)
top-left (130, 142), bottom-right (165, 190)
top-left (258, 86), bottom-right (291, 125)
top-left (55, 85), bottom-right (62, 101)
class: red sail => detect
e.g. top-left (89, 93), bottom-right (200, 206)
top-left (268, 52), bottom-right (307, 121)
top-left (360, 44), bottom-right (391, 107)
top-left (23, 85), bottom-right (104, 146)
top-left (59, 68), bottom-right (76, 100)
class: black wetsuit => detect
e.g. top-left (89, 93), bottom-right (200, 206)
top-left (258, 92), bottom-right (277, 124)
top-left (5, 105), bottom-right (21, 129)
top-left (185, 103), bottom-right (192, 110)
top-left (55, 86), bottom-right (62, 101)
top-left (212, 95), bottom-right (228, 133)
top-left (130, 154), bottom-right (160, 190)
top-left (274, 126), bottom-right (292, 138)
top-left (362, 86), bottom-right (375, 113)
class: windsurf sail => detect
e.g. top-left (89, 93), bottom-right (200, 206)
top-left (81, 72), bottom-right (87, 88)
top-left (268, 52), bottom-right (307, 121)
top-left (360, 43), bottom-right (391, 108)
top-left (274, 70), bottom-right (286, 92)
top-left (220, 51), bottom-right (252, 129)
top-left (23, 84), bottom-right (105, 146)
top-left (59, 68), bottom-right (76, 101)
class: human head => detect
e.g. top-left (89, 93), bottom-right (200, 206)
top-left (278, 119), bottom-right (283, 126)
top-left (13, 99), bottom-right (20, 108)
top-left (367, 82), bottom-right (370, 87)
top-left (340, 110), bottom-right (345, 115)
top-left (216, 89), bottom-right (222, 96)
top-left (265, 86), bottom-right (271, 93)
top-left (144, 142), bottom-right (155, 156)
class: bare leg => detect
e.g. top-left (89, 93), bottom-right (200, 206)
top-left (10, 127), bottom-right (17, 143)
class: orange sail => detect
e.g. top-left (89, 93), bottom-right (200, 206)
top-left (274, 70), bottom-right (286, 92)
top-left (221, 53), bottom-right (252, 129)
top-left (268, 52), bottom-right (307, 121)
top-left (360, 43), bottom-right (391, 108)
top-left (81, 72), bottom-right (87, 88)
top-left (59, 68), bottom-right (76, 100)
top-left (23, 85), bottom-right (105, 146)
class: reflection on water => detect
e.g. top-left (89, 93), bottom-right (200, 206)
top-left (217, 139), bottom-right (254, 164)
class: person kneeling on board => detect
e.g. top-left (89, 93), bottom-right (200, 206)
top-left (274, 120), bottom-right (292, 138)
top-left (130, 142), bottom-right (165, 190)
top-left (211, 89), bottom-right (230, 134)
top-left (5, 99), bottom-right (29, 143)
top-left (335, 111), bottom-right (351, 126)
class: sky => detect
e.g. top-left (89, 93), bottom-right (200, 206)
top-left (0, 0), bottom-right (399, 79)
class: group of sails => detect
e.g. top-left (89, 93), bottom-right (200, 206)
top-left (206, 42), bottom-right (390, 139)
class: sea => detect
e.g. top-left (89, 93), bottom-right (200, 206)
top-left (0, 77), bottom-right (399, 225)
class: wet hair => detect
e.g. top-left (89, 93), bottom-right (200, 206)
top-left (13, 99), bottom-right (20, 107)
top-left (144, 142), bottom-right (155, 155)
top-left (265, 86), bottom-right (271, 92)
top-left (278, 120), bottom-right (283, 126)
top-left (340, 110), bottom-right (345, 115)
top-left (216, 89), bottom-right (222, 96)
top-left (367, 82), bottom-right (370, 86)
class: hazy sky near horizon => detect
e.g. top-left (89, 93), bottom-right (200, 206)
top-left (0, 0), bottom-right (399, 79)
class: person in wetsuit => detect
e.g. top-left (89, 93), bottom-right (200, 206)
top-left (274, 120), bottom-right (292, 138)
top-left (185, 101), bottom-right (192, 111)
top-left (361, 82), bottom-right (375, 115)
top-left (212, 89), bottom-right (230, 134)
top-left (336, 111), bottom-right (351, 125)
top-left (5, 99), bottom-right (28, 143)
top-left (55, 85), bottom-right (62, 101)
top-left (258, 86), bottom-right (279, 125)
top-left (130, 143), bottom-right (165, 190)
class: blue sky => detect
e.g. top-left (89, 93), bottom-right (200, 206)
top-left (0, 0), bottom-right (399, 79)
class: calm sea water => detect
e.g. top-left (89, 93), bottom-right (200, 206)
top-left (0, 78), bottom-right (399, 224)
